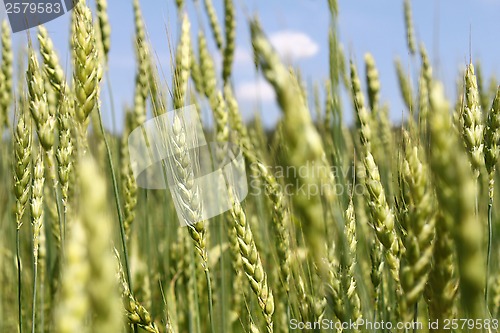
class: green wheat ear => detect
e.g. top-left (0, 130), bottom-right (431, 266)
top-left (14, 111), bottom-right (32, 228)
top-left (53, 217), bottom-right (90, 333)
top-left (198, 31), bottom-right (217, 102)
top-left (461, 63), bottom-right (485, 176)
top-left (351, 59), bottom-right (401, 285)
top-left (395, 58), bottom-right (414, 112)
top-left (228, 188), bottom-right (275, 332)
top-left (173, 14), bottom-right (191, 110)
top-left (251, 18), bottom-right (333, 279)
top-left (115, 249), bottom-right (160, 333)
top-left (404, 0), bottom-right (416, 55)
top-left (364, 53), bottom-right (380, 113)
top-left (27, 50), bottom-right (54, 152)
top-left (78, 157), bottom-right (123, 331)
top-left (202, 0), bottom-right (224, 50)
top-left (121, 112), bottom-right (138, 241)
top-left (399, 132), bottom-right (435, 321)
top-left (38, 26), bottom-right (65, 95)
top-left (95, 0), bottom-right (111, 64)
top-left (484, 87), bottom-right (500, 197)
top-left (222, 0), bottom-right (236, 83)
top-left (428, 82), bottom-right (485, 320)
top-left (73, 0), bottom-right (100, 129)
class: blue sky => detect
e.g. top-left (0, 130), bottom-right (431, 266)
top-left (3, 0), bottom-right (500, 130)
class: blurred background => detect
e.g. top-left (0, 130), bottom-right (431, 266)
top-left (3, 0), bottom-right (500, 130)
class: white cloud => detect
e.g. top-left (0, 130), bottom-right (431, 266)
top-left (230, 32), bottom-right (318, 66)
top-left (235, 78), bottom-right (275, 102)
top-left (234, 48), bottom-right (252, 65)
top-left (269, 30), bottom-right (319, 61)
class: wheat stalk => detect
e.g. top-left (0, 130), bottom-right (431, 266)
top-left (228, 188), bottom-right (275, 332)
top-left (202, 0), bottom-right (224, 50)
top-left (115, 249), bottom-right (160, 333)
top-left (13, 109), bottom-right (31, 333)
top-left (399, 133), bottom-right (435, 321)
top-left (350, 60), bottom-right (401, 284)
top-left (403, 0), bottom-right (416, 55)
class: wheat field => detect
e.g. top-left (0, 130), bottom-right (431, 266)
top-left (0, 0), bottom-right (499, 332)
